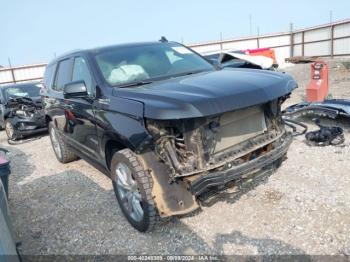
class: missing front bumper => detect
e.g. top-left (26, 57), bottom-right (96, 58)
top-left (17, 126), bottom-right (47, 136)
top-left (11, 116), bottom-right (47, 137)
top-left (190, 133), bottom-right (293, 196)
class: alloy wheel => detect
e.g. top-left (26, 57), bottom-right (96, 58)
top-left (115, 162), bottom-right (144, 222)
top-left (5, 121), bottom-right (14, 140)
top-left (50, 127), bottom-right (62, 159)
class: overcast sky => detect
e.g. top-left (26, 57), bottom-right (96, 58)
top-left (1, 0), bottom-right (349, 66)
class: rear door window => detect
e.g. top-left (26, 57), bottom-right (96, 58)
top-left (53, 59), bottom-right (72, 91)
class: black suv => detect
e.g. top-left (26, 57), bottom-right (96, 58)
top-left (43, 41), bottom-right (297, 232)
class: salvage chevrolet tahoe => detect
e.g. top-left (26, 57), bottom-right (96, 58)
top-left (42, 40), bottom-right (297, 232)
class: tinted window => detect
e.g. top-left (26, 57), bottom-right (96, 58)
top-left (204, 54), bottom-right (220, 60)
top-left (43, 64), bottom-right (55, 89)
top-left (53, 59), bottom-right (72, 91)
top-left (94, 42), bottom-right (213, 86)
top-left (72, 57), bottom-right (93, 95)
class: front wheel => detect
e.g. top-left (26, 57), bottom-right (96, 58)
top-left (5, 119), bottom-right (18, 141)
top-left (111, 149), bottom-right (159, 232)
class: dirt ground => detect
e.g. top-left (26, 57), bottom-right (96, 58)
top-left (1, 59), bottom-right (350, 256)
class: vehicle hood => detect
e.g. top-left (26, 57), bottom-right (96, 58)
top-left (112, 69), bottom-right (297, 119)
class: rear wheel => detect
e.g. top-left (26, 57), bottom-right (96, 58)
top-left (111, 149), bottom-right (159, 232)
top-left (49, 122), bottom-right (78, 163)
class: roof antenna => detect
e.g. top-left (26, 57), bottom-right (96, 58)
top-left (159, 36), bottom-right (168, 42)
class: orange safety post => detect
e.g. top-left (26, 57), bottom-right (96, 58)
top-left (306, 61), bottom-right (329, 102)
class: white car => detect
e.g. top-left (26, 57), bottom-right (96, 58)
top-left (203, 49), bottom-right (276, 70)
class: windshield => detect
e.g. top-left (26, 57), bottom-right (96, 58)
top-left (203, 53), bottom-right (220, 60)
top-left (94, 42), bottom-right (214, 86)
top-left (4, 84), bottom-right (40, 101)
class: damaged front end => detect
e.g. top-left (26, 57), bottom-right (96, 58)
top-left (141, 97), bottom-right (292, 217)
top-left (5, 97), bottom-right (47, 140)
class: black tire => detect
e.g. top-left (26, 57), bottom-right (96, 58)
top-left (5, 119), bottom-right (18, 141)
top-left (111, 149), bottom-right (159, 232)
top-left (48, 122), bottom-right (78, 163)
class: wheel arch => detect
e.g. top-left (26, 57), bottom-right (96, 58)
top-left (101, 124), bottom-right (152, 170)
top-left (104, 137), bottom-right (127, 170)
top-left (45, 114), bottom-right (52, 124)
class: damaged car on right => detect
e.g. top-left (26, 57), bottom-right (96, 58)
top-left (42, 40), bottom-right (297, 232)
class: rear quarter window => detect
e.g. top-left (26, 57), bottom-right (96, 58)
top-left (52, 59), bottom-right (72, 91)
top-left (43, 64), bottom-right (55, 89)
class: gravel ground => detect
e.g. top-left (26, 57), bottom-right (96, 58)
top-left (1, 60), bottom-right (350, 256)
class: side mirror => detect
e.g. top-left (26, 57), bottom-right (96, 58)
top-left (64, 81), bottom-right (88, 99)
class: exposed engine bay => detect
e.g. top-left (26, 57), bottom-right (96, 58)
top-left (143, 97), bottom-right (293, 216)
top-left (147, 98), bottom-right (285, 178)
top-left (5, 97), bottom-right (47, 140)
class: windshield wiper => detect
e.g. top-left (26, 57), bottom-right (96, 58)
top-left (116, 81), bottom-right (152, 88)
top-left (169, 69), bottom-right (209, 79)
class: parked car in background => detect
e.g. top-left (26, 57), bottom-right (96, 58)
top-left (42, 40), bottom-right (297, 232)
top-left (203, 50), bottom-right (277, 70)
top-left (0, 82), bottom-right (47, 140)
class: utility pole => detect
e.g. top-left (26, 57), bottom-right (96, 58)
top-left (290, 23), bottom-right (294, 58)
top-left (249, 14), bottom-right (252, 35)
top-left (220, 32), bottom-right (223, 50)
top-left (8, 58), bottom-right (16, 83)
top-left (330, 10), bottom-right (333, 24)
